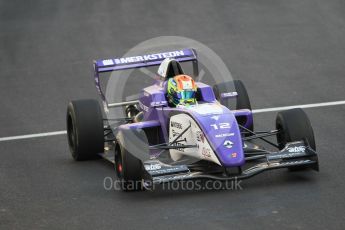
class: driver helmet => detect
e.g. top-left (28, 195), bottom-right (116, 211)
top-left (167, 74), bottom-right (197, 106)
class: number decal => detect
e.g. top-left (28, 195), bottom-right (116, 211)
top-left (210, 124), bottom-right (218, 130)
top-left (210, 123), bottom-right (231, 130)
top-left (219, 123), bottom-right (231, 129)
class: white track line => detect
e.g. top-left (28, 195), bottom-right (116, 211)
top-left (252, 100), bottom-right (345, 114)
top-left (0, 131), bottom-right (67, 142)
top-left (0, 100), bottom-right (344, 142)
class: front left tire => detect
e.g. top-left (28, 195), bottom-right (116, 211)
top-left (114, 129), bottom-right (147, 191)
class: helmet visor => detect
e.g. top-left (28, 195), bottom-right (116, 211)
top-left (177, 90), bottom-right (195, 100)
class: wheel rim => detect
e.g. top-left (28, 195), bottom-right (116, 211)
top-left (114, 145), bottom-right (123, 178)
top-left (276, 122), bottom-right (287, 149)
top-left (117, 164), bottom-right (123, 173)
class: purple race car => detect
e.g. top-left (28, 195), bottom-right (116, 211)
top-left (66, 48), bottom-right (319, 191)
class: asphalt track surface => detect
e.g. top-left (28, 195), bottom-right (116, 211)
top-left (1, 0), bottom-right (345, 229)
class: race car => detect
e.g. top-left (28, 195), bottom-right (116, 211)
top-left (66, 48), bottom-right (319, 191)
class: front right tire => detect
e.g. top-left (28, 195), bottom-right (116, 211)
top-left (275, 108), bottom-right (316, 150)
top-left (275, 108), bottom-right (316, 171)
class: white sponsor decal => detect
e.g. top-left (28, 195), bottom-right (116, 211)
top-left (115, 50), bottom-right (185, 65)
top-left (103, 59), bottom-right (114, 65)
top-left (145, 164), bottom-right (162, 171)
top-left (279, 160), bottom-right (311, 166)
top-left (150, 101), bottom-right (167, 107)
top-left (287, 146), bottom-right (306, 153)
top-left (215, 133), bottom-right (235, 138)
top-left (222, 92), bottom-right (238, 97)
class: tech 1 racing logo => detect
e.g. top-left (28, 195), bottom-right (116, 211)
top-left (223, 140), bottom-right (234, 149)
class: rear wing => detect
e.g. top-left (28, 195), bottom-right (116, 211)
top-left (93, 48), bottom-right (198, 110)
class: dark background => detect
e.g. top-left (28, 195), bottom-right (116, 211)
top-left (1, 0), bottom-right (345, 229)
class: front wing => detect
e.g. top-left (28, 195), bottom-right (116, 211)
top-left (142, 141), bottom-right (319, 188)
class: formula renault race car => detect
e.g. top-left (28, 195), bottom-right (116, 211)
top-left (66, 48), bottom-right (319, 191)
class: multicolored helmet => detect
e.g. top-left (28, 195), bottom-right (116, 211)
top-left (167, 74), bottom-right (197, 106)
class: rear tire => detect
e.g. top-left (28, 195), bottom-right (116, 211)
top-left (213, 80), bottom-right (252, 110)
top-left (275, 108), bottom-right (316, 171)
top-left (67, 99), bottom-right (104, 161)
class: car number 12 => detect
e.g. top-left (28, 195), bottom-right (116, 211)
top-left (210, 123), bottom-right (231, 130)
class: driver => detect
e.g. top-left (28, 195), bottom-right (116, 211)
top-left (157, 58), bottom-right (197, 107)
top-left (166, 74), bottom-right (197, 106)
